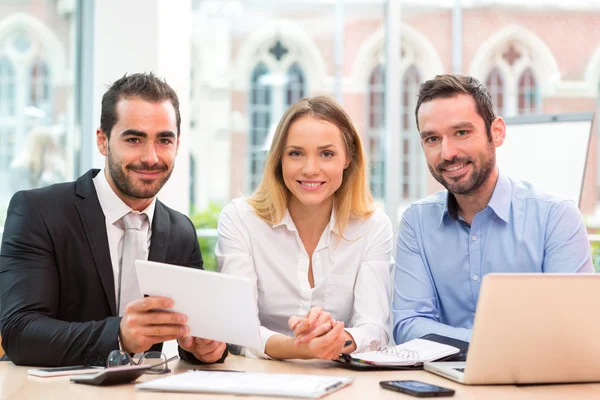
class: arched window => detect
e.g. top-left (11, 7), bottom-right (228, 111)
top-left (518, 68), bottom-right (539, 115)
top-left (0, 57), bottom-right (15, 117)
top-left (367, 65), bottom-right (385, 198)
top-left (29, 59), bottom-right (51, 120)
top-left (249, 63), bottom-right (272, 190)
top-left (246, 47), bottom-right (306, 191)
top-left (486, 67), bottom-right (505, 117)
top-left (286, 63), bottom-right (305, 106)
top-left (0, 57), bottom-right (15, 172)
top-left (402, 65), bottom-right (423, 201)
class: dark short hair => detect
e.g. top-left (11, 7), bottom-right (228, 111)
top-left (415, 74), bottom-right (495, 140)
top-left (100, 72), bottom-right (181, 138)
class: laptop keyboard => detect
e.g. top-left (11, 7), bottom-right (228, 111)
top-left (453, 368), bottom-right (465, 373)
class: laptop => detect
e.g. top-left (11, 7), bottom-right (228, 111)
top-left (424, 273), bottom-right (600, 384)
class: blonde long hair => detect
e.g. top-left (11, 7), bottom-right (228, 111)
top-left (248, 96), bottom-right (375, 235)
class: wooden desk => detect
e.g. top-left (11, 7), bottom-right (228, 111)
top-left (2, 356), bottom-right (600, 400)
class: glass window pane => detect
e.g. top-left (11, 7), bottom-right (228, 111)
top-left (368, 65), bottom-right (385, 198)
top-left (0, 1), bottom-right (80, 226)
top-left (518, 68), bottom-right (539, 115)
top-left (486, 67), bottom-right (505, 117)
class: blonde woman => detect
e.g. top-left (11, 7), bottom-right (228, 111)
top-left (217, 96), bottom-right (393, 360)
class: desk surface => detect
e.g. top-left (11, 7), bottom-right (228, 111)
top-left (2, 356), bottom-right (600, 400)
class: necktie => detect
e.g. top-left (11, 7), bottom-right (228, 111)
top-left (118, 212), bottom-right (148, 316)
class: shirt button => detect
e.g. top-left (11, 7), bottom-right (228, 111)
top-left (473, 275), bottom-right (479, 281)
top-left (471, 235), bottom-right (478, 241)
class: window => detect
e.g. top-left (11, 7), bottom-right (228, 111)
top-left (0, 57), bottom-right (15, 117)
top-left (0, 56), bottom-right (16, 199)
top-left (483, 42), bottom-right (543, 117)
top-left (486, 67), bottom-right (505, 117)
top-left (286, 63), bottom-right (305, 106)
top-left (401, 65), bottom-right (423, 201)
top-left (0, 6), bottom-right (78, 226)
top-left (249, 63), bottom-right (272, 191)
top-left (29, 60), bottom-right (51, 116)
top-left (367, 65), bottom-right (385, 198)
top-left (517, 67), bottom-right (540, 115)
top-left (367, 64), bottom-right (424, 201)
top-left (246, 43), bottom-right (307, 191)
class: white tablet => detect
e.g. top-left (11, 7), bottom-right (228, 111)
top-left (135, 260), bottom-right (263, 350)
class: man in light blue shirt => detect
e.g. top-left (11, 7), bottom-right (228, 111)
top-left (392, 74), bottom-right (593, 344)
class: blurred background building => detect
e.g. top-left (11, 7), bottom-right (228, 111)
top-left (0, 0), bottom-right (599, 266)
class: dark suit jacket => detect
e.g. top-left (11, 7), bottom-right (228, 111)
top-left (0, 169), bottom-right (227, 366)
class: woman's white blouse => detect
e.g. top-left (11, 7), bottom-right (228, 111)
top-left (216, 198), bottom-right (394, 358)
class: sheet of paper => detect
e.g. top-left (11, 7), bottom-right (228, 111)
top-left (136, 371), bottom-right (354, 399)
top-left (135, 260), bottom-right (262, 350)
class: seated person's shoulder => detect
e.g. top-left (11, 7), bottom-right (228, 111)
top-left (222, 197), bottom-right (263, 222)
top-left (10, 180), bottom-right (76, 211)
top-left (400, 190), bottom-right (448, 221)
top-left (159, 202), bottom-right (196, 228)
top-left (412, 190), bottom-right (447, 208)
top-left (226, 197), bottom-right (253, 213)
top-left (367, 206), bottom-right (392, 227)
top-left (510, 178), bottom-right (575, 209)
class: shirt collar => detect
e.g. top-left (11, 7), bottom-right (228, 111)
top-left (273, 203), bottom-right (339, 235)
top-left (486, 170), bottom-right (511, 223)
top-left (92, 169), bottom-right (156, 228)
top-left (438, 169), bottom-right (511, 228)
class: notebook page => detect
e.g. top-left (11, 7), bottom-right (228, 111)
top-left (351, 338), bottom-right (460, 366)
top-left (136, 371), bottom-right (353, 398)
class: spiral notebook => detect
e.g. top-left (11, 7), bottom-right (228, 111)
top-left (349, 338), bottom-right (460, 366)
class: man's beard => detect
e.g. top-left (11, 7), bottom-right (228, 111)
top-left (107, 151), bottom-right (173, 199)
top-left (428, 144), bottom-right (495, 196)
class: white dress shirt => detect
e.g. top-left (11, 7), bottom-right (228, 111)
top-left (216, 197), bottom-right (393, 358)
top-left (92, 169), bottom-right (156, 312)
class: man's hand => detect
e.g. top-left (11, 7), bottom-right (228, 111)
top-left (119, 297), bottom-right (188, 354)
top-left (178, 337), bottom-right (227, 363)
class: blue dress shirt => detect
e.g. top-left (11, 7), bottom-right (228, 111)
top-left (392, 171), bottom-right (593, 344)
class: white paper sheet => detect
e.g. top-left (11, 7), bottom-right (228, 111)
top-left (135, 260), bottom-right (263, 350)
top-left (136, 370), bottom-right (354, 399)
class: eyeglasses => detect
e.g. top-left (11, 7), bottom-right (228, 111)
top-left (107, 350), bottom-right (179, 374)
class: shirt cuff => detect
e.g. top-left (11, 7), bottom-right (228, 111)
top-left (345, 326), bottom-right (388, 354)
top-left (242, 326), bottom-right (280, 360)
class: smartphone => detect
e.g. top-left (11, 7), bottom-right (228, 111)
top-left (28, 365), bottom-right (104, 377)
top-left (380, 380), bottom-right (455, 397)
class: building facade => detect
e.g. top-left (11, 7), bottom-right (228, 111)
top-left (189, 0), bottom-right (600, 221)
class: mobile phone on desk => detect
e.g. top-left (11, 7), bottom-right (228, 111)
top-left (380, 380), bottom-right (455, 397)
top-left (28, 365), bottom-right (104, 377)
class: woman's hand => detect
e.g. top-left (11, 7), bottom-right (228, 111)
top-left (302, 320), bottom-right (347, 360)
top-left (288, 306), bottom-right (334, 344)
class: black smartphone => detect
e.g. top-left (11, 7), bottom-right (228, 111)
top-left (380, 380), bottom-right (455, 397)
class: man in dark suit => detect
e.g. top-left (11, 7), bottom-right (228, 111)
top-left (0, 73), bottom-right (227, 366)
